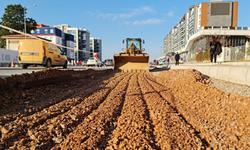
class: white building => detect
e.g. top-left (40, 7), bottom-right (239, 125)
top-left (162, 1), bottom-right (250, 62)
top-left (54, 24), bottom-right (90, 62)
top-left (90, 37), bottom-right (102, 61)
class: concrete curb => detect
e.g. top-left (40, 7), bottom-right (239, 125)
top-left (170, 65), bottom-right (250, 86)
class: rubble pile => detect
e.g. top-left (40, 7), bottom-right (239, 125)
top-left (0, 69), bottom-right (113, 126)
top-left (157, 69), bottom-right (250, 149)
top-left (0, 69), bottom-right (249, 149)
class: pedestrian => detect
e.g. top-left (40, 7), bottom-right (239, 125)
top-left (175, 52), bottom-right (180, 65)
top-left (156, 60), bottom-right (158, 65)
top-left (166, 57), bottom-right (170, 66)
top-left (153, 59), bottom-right (156, 65)
top-left (210, 36), bottom-right (222, 63)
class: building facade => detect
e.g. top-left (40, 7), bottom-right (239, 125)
top-left (54, 24), bottom-right (90, 62)
top-left (90, 37), bottom-right (102, 61)
top-left (31, 27), bottom-right (74, 61)
top-left (163, 0), bottom-right (239, 56)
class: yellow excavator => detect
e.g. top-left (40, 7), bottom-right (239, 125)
top-left (113, 38), bottom-right (149, 72)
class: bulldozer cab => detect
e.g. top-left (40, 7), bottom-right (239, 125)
top-left (126, 38), bottom-right (142, 51)
top-left (114, 38), bottom-right (149, 72)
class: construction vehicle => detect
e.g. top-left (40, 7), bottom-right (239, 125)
top-left (113, 38), bottom-right (149, 72)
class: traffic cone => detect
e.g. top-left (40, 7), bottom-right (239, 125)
top-left (11, 60), bottom-right (15, 67)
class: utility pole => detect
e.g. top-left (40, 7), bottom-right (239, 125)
top-left (24, 4), bottom-right (36, 39)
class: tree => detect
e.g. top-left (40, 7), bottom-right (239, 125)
top-left (0, 4), bottom-right (37, 48)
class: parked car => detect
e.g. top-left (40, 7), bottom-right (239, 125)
top-left (104, 59), bottom-right (113, 66)
top-left (87, 57), bottom-right (102, 67)
top-left (82, 59), bottom-right (88, 66)
top-left (159, 60), bottom-right (166, 65)
top-left (149, 62), bottom-right (155, 69)
top-left (102, 61), bottom-right (105, 66)
top-left (75, 62), bottom-right (82, 66)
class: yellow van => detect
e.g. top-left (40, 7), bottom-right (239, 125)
top-left (18, 39), bottom-right (67, 69)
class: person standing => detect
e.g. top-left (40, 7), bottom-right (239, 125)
top-left (210, 36), bottom-right (222, 63)
top-left (175, 52), bottom-right (180, 65)
top-left (156, 60), bottom-right (158, 65)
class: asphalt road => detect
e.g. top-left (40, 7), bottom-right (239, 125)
top-left (0, 66), bottom-right (113, 78)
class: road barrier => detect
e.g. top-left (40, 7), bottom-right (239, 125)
top-left (170, 65), bottom-right (250, 86)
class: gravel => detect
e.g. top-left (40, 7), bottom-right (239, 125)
top-left (209, 78), bottom-right (250, 97)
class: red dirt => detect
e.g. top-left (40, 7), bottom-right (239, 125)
top-left (0, 69), bottom-right (249, 149)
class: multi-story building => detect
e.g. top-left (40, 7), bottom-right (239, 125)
top-left (163, 0), bottom-right (243, 60)
top-left (90, 37), bottom-right (102, 61)
top-left (54, 24), bottom-right (90, 62)
top-left (31, 26), bottom-right (74, 61)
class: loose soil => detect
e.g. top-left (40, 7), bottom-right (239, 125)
top-left (0, 68), bottom-right (249, 149)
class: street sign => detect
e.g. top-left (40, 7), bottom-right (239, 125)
top-left (94, 53), bottom-right (98, 59)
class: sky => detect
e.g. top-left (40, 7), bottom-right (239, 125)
top-left (0, 0), bottom-right (250, 61)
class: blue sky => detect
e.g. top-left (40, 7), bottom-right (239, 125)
top-left (0, 0), bottom-right (250, 61)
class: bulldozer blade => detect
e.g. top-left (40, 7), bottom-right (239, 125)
top-left (113, 54), bottom-right (149, 72)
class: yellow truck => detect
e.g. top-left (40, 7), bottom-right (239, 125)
top-left (18, 39), bottom-right (68, 69)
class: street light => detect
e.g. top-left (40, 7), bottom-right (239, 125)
top-left (24, 4), bottom-right (36, 39)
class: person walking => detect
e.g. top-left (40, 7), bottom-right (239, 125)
top-left (153, 59), bottom-right (156, 65)
top-left (156, 60), bottom-right (158, 65)
top-left (166, 57), bottom-right (169, 66)
top-left (210, 36), bottom-right (222, 64)
top-left (175, 52), bottom-right (180, 65)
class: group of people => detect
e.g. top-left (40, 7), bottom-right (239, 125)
top-left (154, 36), bottom-right (222, 66)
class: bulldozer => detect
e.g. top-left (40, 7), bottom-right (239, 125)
top-left (113, 38), bottom-right (149, 72)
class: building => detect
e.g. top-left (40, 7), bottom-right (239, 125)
top-left (30, 23), bottom-right (49, 27)
top-left (163, 0), bottom-right (248, 62)
top-left (54, 24), bottom-right (90, 62)
top-left (31, 27), bottom-right (74, 61)
top-left (1, 34), bottom-right (50, 51)
top-left (90, 37), bottom-right (102, 61)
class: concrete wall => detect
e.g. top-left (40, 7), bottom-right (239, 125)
top-left (171, 65), bottom-right (250, 86)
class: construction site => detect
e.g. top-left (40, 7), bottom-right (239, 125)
top-left (0, 68), bottom-right (249, 149)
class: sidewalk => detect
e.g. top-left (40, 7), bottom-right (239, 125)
top-left (169, 63), bottom-right (250, 86)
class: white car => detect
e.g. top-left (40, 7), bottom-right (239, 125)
top-left (87, 57), bottom-right (102, 67)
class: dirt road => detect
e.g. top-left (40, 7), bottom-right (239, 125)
top-left (0, 68), bottom-right (249, 149)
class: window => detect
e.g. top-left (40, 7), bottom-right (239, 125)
top-left (57, 46), bottom-right (64, 55)
top-left (44, 29), bottom-right (48, 34)
top-left (50, 29), bottom-right (54, 34)
top-left (36, 29), bottom-right (40, 33)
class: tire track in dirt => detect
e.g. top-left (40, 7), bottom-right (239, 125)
top-left (54, 73), bottom-right (133, 150)
top-left (106, 73), bottom-right (159, 150)
top-left (0, 70), bottom-right (114, 126)
top-left (138, 72), bottom-right (204, 149)
top-left (155, 70), bottom-right (250, 149)
top-left (144, 73), bottom-right (210, 148)
top-left (0, 72), bottom-right (126, 149)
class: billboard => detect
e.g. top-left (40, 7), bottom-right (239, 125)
top-left (208, 2), bottom-right (232, 27)
top-left (0, 49), bottom-right (18, 63)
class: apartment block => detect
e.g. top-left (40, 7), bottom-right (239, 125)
top-left (163, 0), bottom-right (239, 55)
top-left (90, 37), bottom-right (102, 61)
top-left (54, 24), bottom-right (90, 62)
top-left (31, 27), bottom-right (74, 61)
